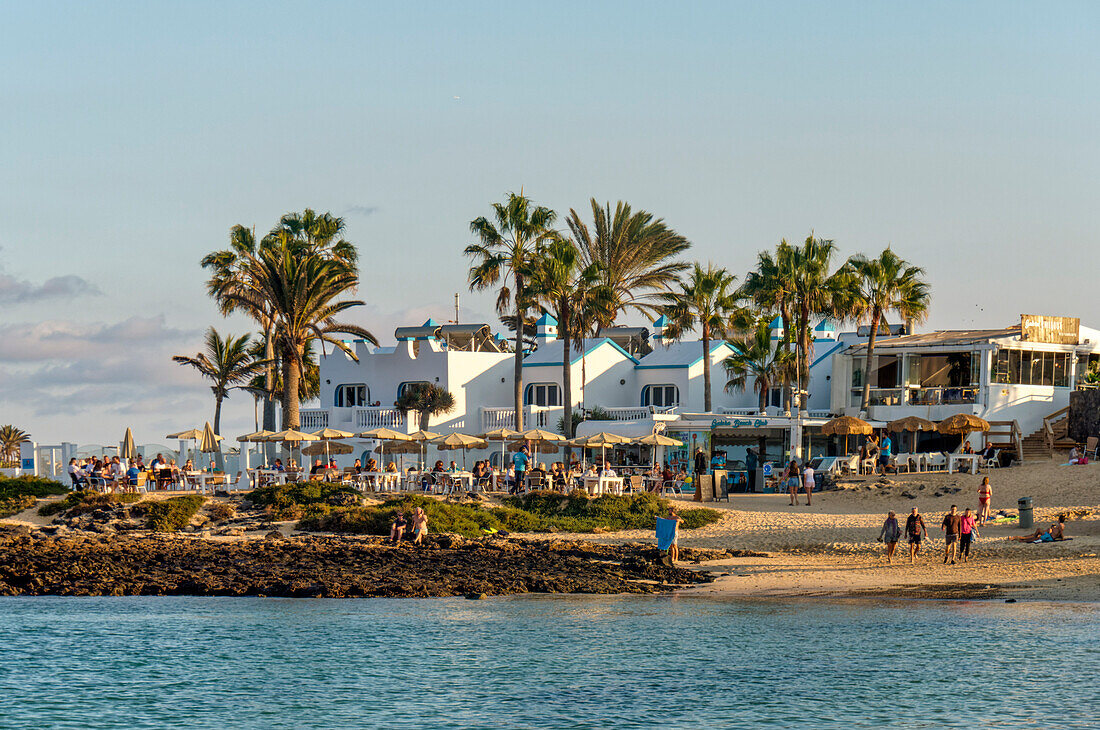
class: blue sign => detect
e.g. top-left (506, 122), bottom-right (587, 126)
top-left (762, 463), bottom-right (773, 477)
top-left (21, 458), bottom-right (34, 470)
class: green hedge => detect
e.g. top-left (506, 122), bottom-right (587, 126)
top-left (38, 490), bottom-right (140, 517)
top-left (247, 481), bottom-right (361, 520)
top-left (145, 496), bottom-right (206, 532)
top-left (297, 491), bottom-right (722, 538)
top-left (0, 476), bottom-right (69, 518)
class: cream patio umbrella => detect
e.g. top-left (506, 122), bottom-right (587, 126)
top-left (237, 430), bottom-right (276, 468)
top-left (265, 429), bottom-right (318, 470)
top-left (356, 427), bottom-right (412, 468)
top-left (166, 428), bottom-right (205, 465)
top-left (568, 432), bottom-right (634, 471)
top-left (431, 433), bottom-right (488, 469)
top-left (479, 427), bottom-right (518, 472)
top-left (310, 427), bottom-right (355, 463)
top-left (409, 429), bottom-right (443, 470)
top-left (512, 428), bottom-right (565, 465)
top-left (634, 432), bottom-right (684, 470)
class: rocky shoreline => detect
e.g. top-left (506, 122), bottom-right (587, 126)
top-left (0, 527), bottom-right (739, 598)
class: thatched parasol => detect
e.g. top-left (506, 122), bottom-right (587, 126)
top-left (887, 416), bottom-right (936, 432)
top-left (936, 414), bottom-right (991, 448)
top-left (821, 415), bottom-right (873, 455)
top-left (303, 441), bottom-right (354, 456)
top-left (356, 427), bottom-right (412, 467)
top-left (431, 433), bottom-right (488, 468)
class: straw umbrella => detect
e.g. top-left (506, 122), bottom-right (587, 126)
top-left (936, 414), bottom-right (991, 449)
top-left (480, 427), bottom-right (518, 471)
top-left (357, 427), bottom-right (412, 468)
top-left (265, 428), bottom-right (318, 470)
top-left (303, 442), bottom-right (354, 456)
top-left (512, 428), bottom-right (565, 465)
top-left (887, 416), bottom-right (936, 453)
top-left (821, 415), bottom-right (874, 455)
top-left (569, 432), bottom-right (634, 470)
top-left (432, 433), bottom-right (488, 469)
top-left (237, 430), bottom-right (276, 469)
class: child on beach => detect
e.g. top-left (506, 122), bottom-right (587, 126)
top-left (390, 511), bottom-right (407, 544)
top-left (666, 507), bottom-right (683, 563)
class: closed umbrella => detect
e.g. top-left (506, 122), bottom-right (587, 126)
top-left (198, 422), bottom-right (224, 471)
top-left (120, 428), bottom-right (136, 462)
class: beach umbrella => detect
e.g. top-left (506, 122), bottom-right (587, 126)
top-left (120, 428), bottom-right (136, 462)
top-left (166, 428), bottom-right (204, 464)
top-left (302, 441), bottom-right (354, 456)
top-left (821, 415), bottom-right (873, 455)
top-left (237, 429), bottom-right (276, 469)
top-left (357, 427), bottom-right (412, 468)
top-left (569, 432), bottom-right (634, 470)
top-left (265, 429), bottom-right (318, 470)
top-left (936, 414), bottom-right (991, 448)
top-left (480, 427), bottom-right (519, 471)
top-left (432, 433), bottom-right (488, 469)
top-left (198, 422), bottom-right (224, 471)
top-left (513, 428), bottom-right (565, 465)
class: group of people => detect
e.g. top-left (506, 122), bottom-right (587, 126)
top-left (66, 453), bottom-right (190, 492)
top-left (388, 506), bottom-right (428, 545)
top-left (880, 505), bottom-right (981, 564)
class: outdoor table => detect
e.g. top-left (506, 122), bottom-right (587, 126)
top-left (256, 469), bottom-right (288, 486)
top-left (948, 454), bottom-right (980, 474)
top-left (363, 471), bottom-right (400, 492)
top-left (584, 475), bottom-right (623, 496)
top-left (184, 471), bottom-right (225, 493)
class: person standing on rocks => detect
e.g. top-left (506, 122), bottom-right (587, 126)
top-left (905, 507), bottom-right (927, 564)
top-left (666, 507), bottom-right (683, 563)
top-left (941, 504), bottom-right (962, 564)
top-left (411, 507), bottom-right (428, 545)
top-left (879, 511), bottom-right (901, 563)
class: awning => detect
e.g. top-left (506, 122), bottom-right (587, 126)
top-left (573, 420), bottom-right (656, 440)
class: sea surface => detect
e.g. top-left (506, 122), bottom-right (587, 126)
top-left (0, 595), bottom-right (1097, 729)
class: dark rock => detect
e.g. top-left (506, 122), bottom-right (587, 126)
top-left (465, 592), bottom-right (486, 600)
top-left (264, 530), bottom-right (284, 540)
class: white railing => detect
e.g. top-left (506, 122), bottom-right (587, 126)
top-left (481, 407), bottom-right (515, 431)
top-left (718, 407), bottom-right (760, 416)
top-left (807, 410), bottom-right (833, 419)
top-left (299, 409), bottom-right (329, 430)
top-left (601, 407), bottom-right (651, 421)
top-left (479, 406), bottom-right (564, 432)
top-left (354, 407), bottom-right (405, 429)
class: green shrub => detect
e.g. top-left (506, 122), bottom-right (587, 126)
top-left (504, 490), bottom-right (721, 532)
top-left (206, 501), bottom-right (237, 523)
top-left (248, 481), bottom-right (360, 520)
top-left (299, 494), bottom-right (517, 538)
top-left (145, 496), bottom-right (206, 532)
top-left (0, 475), bottom-right (68, 502)
top-left (0, 494), bottom-right (37, 518)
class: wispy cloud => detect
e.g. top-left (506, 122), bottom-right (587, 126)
top-left (0, 272), bottom-right (101, 304)
top-left (343, 204), bottom-right (379, 217)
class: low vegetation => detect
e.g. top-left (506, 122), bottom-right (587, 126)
top-left (248, 481), bottom-right (362, 521)
top-left (38, 490), bottom-right (140, 517)
top-left (0, 476), bottom-right (69, 518)
top-left (206, 501), bottom-right (237, 523)
top-left (296, 491), bottom-right (721, 539)
top-left (145, 496), bottom-right (206, 532)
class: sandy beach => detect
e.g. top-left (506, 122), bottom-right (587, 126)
top-left (543, 459), bottom-right (1100, 602)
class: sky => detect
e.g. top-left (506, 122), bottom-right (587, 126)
top-left (2, 1), bottom-right (1098, 445)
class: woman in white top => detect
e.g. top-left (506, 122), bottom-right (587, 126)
top-left (802, 464), bottom-right (815, 506)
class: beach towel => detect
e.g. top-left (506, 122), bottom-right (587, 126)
top-left (656, 517), bottom-right (678, 551)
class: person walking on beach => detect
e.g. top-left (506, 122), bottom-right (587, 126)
top-left (879, 511), bottom-right (901, 563)
top-left (959, 508), bottom-right (979, 562)
top-left (941, 505), bottom-right (962, 564)
top-left (666, 507), bottom-right (683, 563)
top-left (977, 477), bottom-right (992, 526)
top-left (746, 448), bottom-right (758, 493)
top-left (905, 507), bottom-right (927, 564)
top-left (878, 432), bottom-right (893, 475)
top-left (802, 461), bottom-right (815, 506)
top-left (783, 459), bottom-right (800, 505)
top-left (693, 447), bottom-right (709, 502)
top-left (411, 507), bottom-right (428, 545)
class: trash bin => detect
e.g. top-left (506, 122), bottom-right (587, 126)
top-left (1018, 497), bottom-right (1033, 530)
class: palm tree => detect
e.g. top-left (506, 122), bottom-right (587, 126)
top-left (787, 234), bottom-right (854, 412)
top-left (394, 383), bottom-right (456, 431)
top-left (173, 328), bottom-right (268, 435)
top-left (566, 199), bottom-right (690, 325)
top-left (466, 192), bottom-right (557, 431)
top-left (659, 263), bottom-right (744, 412)
top-left (0, 425), bottom-right (30, 466)
top-left (525, 236), bottom-right (610, 439)
top-left (742, 241), bottom-right (796, 411)
top-left (247, 336), bottom-right (321, 403)
top-left (845, 248), bottom-right (930, 412)
top-left (219, 242), bottom-right (376, 430)
top-left (723, 317), bottom-right (797, 414)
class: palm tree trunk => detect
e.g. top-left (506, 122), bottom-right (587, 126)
top-left (758, 386), bottom-right (768, 414)
top-left (420, 410), bottom-right (430, 431)
top-left (213, 395), bottom-right (223, 435)
top-left (262, 322), bottom-right (276, 432)
top-left (513, 282), bottom-right (524, 432)
top-left (702, 322), bottom-right (712, 412)
top-left (283, 349), bottom-right (301, 430)
top-left (780, 307), bottom-right (792, 414)
top-left (860, 309), bottom-right (882, 412)
top-left (561, 304), bottom-right (573, 440)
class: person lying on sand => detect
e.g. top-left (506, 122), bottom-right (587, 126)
top-left (1011, 515), bottom-right (1067, 542)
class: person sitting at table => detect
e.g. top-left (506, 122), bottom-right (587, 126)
top-left (273, 458), bottom-right (285, 472)
top-left (448, 461), bottom-right (459, 473)
top-left (309, 458), bottom-right (326, 479)
top-left (364, 457), bottom-right (376, 473)
top-left (385, 461), bottom-right (398, 473)
top-left (527, 462), bottom-right (547, 488)
top-left (151, 453), bottom-right (168, 470)
top-left (125, 462), bottom-right (141, 492)
top-left (67, 458), bottom-right (87, 488)
top-left (504, 464), bottom-right (516, 491)
top-left (962, 441), bottom-right (974, 455)
top-left (549, 462), bottom-right (566, 490)
top-left (183, 458), bottom-right (195, 471)
top-left (327, 458), bottom-right (339, 472)
top-left (351, 458), bottom-right (362, 474)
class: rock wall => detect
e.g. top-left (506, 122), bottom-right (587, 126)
top-left (1068, 389), bottom-right (1100, 442)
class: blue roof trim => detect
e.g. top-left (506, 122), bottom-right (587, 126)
top-left (809, 341), bottom-right (846, 369)
top-left (652, 314), bottom-right (669, 327)
top-left (769, 316), bottom-right (783, 329)
top-left (522, 338), bottom-right (640, 367)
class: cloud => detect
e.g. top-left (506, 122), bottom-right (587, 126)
top-left (0, 272), bottom-right (101, 304)
top-left (343, 204), bottom-right (379, 217)
top-left (0, 315), bottom-right (195, 362)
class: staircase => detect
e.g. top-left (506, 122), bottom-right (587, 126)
top-left (1019, 407), bottom-right (1073, 461)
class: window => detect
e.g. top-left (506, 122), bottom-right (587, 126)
top-left (910, 353), bottom-right (975, 387)
top-left (641, 384), bottom-right (679, 408)
top-left (524, 383), bottom-right (561, 407)
top-left (397, 381), bottom-right (431, 398)
top-left (334, 384), bottom-right (369, 407)
top-left (995, 350), bottom-right (1070, 387)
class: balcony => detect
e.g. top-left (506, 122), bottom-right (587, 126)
top-left (909, 387), bottom-right (977, 406)
top-left (299, 410), bottom-right (329, 430)
top-left (479, 406), bottom-right (564, 433)
top-left (355, 407), bottom-right (406, 430)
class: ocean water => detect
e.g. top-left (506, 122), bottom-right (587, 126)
top-left (0, 596), bottom-right (1097, 729)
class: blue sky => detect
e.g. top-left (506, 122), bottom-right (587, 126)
top-left (2, 1), bottom-right (1098, 444)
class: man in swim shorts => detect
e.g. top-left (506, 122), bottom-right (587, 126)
top-left (941, 505), bottom-right (962, 564)
top-left (905, 507), bottom-right (927, 564)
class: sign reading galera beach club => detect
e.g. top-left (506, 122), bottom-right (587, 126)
top-left (1021, 314), bottom-right (1080, 345)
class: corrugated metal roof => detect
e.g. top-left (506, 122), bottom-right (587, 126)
top-left (847, 326), bottom-right (1021, 353)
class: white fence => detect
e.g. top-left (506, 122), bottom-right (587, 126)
top-left (299, 410), bottom-right (329, 430)
top-left (355, 407), bottom-right (405, 430)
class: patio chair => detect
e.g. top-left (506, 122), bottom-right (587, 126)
top-left (155, 468), bottom-right (175, 490)
top-left (627, 475), bottom-right (645, 494)
top-left (860, 457), bottom-right (877, 475)
top-left (662, 478), bottom-right (684, 496)
top-left (925, 452), bottom-right (947, 472)
top-left (128, 472), bottom-right (148, 494)
top-left (980, 449), bottom-right (1000, 470)
top-left (1086, 436), bottom-right (1098, 459)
